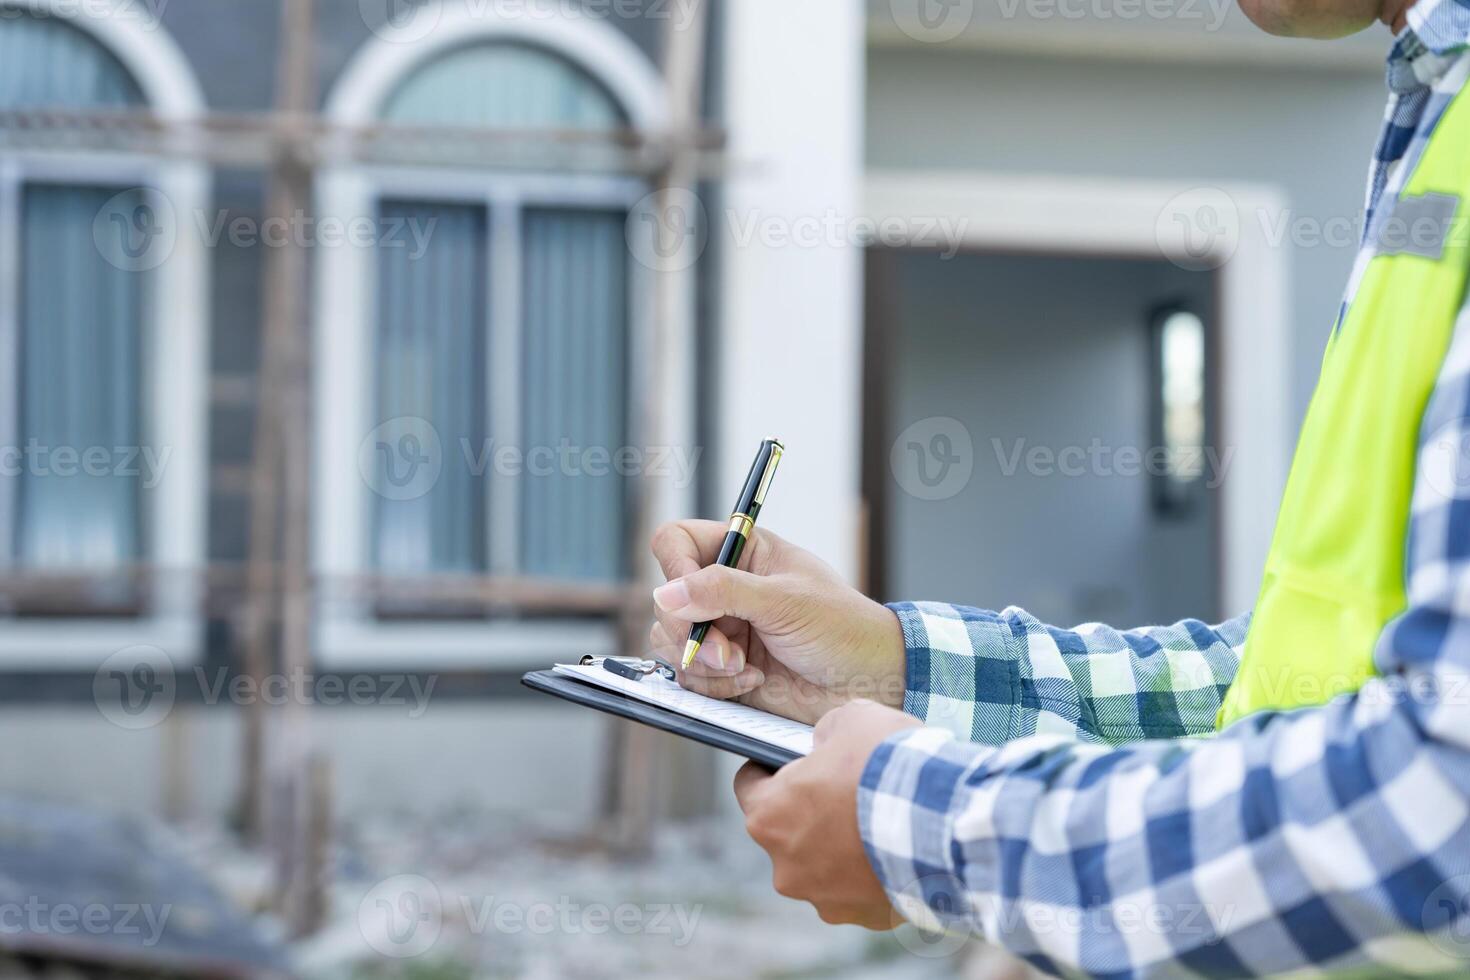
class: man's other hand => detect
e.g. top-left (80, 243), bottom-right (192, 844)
top-left (733, 700), bottom-right (921, 928)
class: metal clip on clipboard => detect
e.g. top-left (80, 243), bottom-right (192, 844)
top-left (578, 655), bottom-right (676, 683)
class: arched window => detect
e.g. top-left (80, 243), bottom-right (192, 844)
top-left (369, 43), bottom-right (632, 583)
top-left (315, 5), bottom-right (673, 665)
top-left (0, 2), bottom-right (209, 663)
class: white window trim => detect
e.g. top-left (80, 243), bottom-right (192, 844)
top-left (0, 0), bottom-right (211, 669)
top-left (315, 1), bottom-right (685, 670)
top-left (864, 170), bottom-right (1291, 615)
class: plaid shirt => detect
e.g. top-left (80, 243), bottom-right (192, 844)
top-left (857, 9), bottom-right (1470, 978)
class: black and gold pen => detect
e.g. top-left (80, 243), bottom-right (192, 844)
top-left (681, 438), bottom-right (785, 669)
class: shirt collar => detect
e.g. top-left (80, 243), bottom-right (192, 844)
top-left (1389, 0), bottom-right (1469, 92)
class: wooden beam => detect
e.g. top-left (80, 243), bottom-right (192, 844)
top-left (603, 0), bottom-right (712, 849)
top-left (256, 0), bottom-right (323, 937)
top-left (0, 565), bottom-right (638, 616)
top-left (0, 108), bottom-right (727, 176)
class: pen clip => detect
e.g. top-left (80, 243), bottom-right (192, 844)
top-left (753, 440), bottom-right (784, 507)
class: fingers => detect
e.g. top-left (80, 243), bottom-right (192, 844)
top-left (650, 520), bottom-right (731, 581)
top-left (673, 643), bottom-right (764, 696)
top-left (647, 619), bottom-right (746, 673)
top-left (653, 564), bottom-right (783, 627)
top-left (684, 645), bottom-right (748, 676)
top-left (650, 519), bottom-right (780, 580)
top-left (732, 760), bottom-right (774, 813)
top-left (652, 620), bottom-right (764, 696)
top-left (651, 620), bottom-right (762, 697)
top-left (678, 669), bottom-right (765, 700)
top-left (648, 519), bottom-right (784, 697)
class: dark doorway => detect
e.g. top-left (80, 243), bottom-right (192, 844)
top-left (863, 248), bottom-right (1222, 627)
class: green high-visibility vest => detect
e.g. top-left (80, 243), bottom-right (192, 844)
top-left (1217, 81), bottom-right (1470, 729)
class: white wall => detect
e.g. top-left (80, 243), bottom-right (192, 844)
top-left (715, 0), bottom-right (867, 581)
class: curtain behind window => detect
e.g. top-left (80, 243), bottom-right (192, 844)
top-left (520, 208), bottom-right (628, 582)
top-left (16, 184), bottom-right (144, 570)
top-left (372, 200), bottom-right (488, 575)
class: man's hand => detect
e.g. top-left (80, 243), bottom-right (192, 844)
top-left (649, 520), bottom-right (906, 724)
top-left (733, 700), bottom-right (921, 928)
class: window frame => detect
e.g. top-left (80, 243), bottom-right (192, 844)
top-left (0, 0), bottom-right (210, 669)
top-left (318, 169), bottom-right (652, 668)
top-left (315, 8), bottom-right (686, 670)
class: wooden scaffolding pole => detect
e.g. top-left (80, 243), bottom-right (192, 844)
top-left (604, 0), bottom-right (712, 847)
top-left (239, 0), bottom-right (325, 935)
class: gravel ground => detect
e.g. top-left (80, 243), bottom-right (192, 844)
top-left (174, 809), bottom-right (994, 980)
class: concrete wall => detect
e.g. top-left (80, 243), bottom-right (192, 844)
top-left (864, 44), bottom-right (1387, 427)
top-left (0, 704), bottom-right (611, 826)
top-left (864, 0), bottom-right (1387, 67)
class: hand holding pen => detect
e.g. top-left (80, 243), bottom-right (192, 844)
top-left (648, 439), bottom-right (908, 725)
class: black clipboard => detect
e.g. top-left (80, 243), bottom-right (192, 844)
top-left (521, 669), bottom-right (801, 770)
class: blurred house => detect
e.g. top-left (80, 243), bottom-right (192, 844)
top-left (0, 0), bottom-right (1391, 828)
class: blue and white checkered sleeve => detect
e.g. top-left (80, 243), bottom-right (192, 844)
top-left (890, 602), bottom-right (1248, 746)
top-left (860, 668), bottom-right (1470, 977)
top-left (858, 675), bottom-right (1470, 980)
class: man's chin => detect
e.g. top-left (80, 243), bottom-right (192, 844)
top-left (1237, 0), bottom-right (1381, 37)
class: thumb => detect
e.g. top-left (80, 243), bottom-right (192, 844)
top-left (812, 699), bottom-right (864, 748)
top-left (653, 564), bottom-right (784, 626)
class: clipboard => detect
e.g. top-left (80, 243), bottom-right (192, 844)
top-left (521, 668), bottom-right (802, 770)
